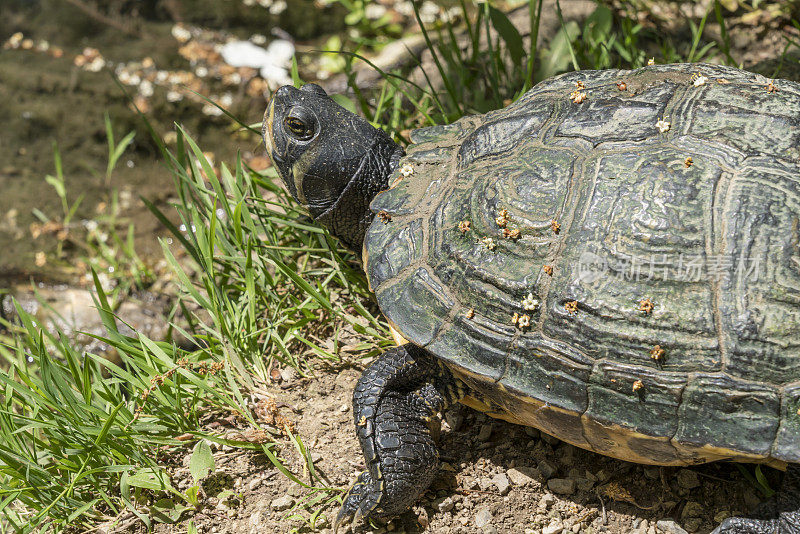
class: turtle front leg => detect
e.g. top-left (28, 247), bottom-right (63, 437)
top-left (335, 344), bottom-right (463, 532)
top-left (713, 464), bottom-right (800, 534)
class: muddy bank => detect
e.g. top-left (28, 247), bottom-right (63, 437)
top-left (0, 0), bottom-right (344, 278)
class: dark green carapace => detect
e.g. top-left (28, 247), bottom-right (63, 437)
top-left (367, 63), bottom-right (800, 468)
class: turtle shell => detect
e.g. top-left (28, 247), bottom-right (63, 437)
top-left (364, 63), bottom-right (800, 467)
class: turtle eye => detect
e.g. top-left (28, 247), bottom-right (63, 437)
top-left (284, 116), bottom-right (313, 140)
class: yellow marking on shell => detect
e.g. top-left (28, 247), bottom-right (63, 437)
top-left (445, 361), bottom-right (787, 470)
top-left (388, 323), bottom-right (409, 346)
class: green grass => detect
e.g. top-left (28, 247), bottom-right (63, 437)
top-left (2, 0), bottom-right (799, 531)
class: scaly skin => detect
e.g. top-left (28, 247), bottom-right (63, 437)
top-left (334, 344), bottom-right (462, 532)
top-left (712, 464), bottom-right (800, 534)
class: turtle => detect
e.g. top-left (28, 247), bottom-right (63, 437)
top-left (263, 63), bottom-right (800, 533)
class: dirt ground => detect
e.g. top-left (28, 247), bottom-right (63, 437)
top-left (140, 363), bottom-right (774, 534)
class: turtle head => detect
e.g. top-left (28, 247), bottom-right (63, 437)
top-left (264, 83), bottom-right (404, 251)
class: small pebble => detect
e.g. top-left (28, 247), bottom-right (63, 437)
top-left (474, 507), bottom-right (492, 528)
top-left (655, 519), bottom-right (689, 534)
top-left (543, 521), bottom-right (564, 534)
top-left (538, 459), bottom-right (557, 479)
top-left (436, 496), bottom-right (454, 513)
top-left (541, 433), bottom-right (561, 446)
top-left (714, 510), bottom-right (732, 523)
top-left (677, 469), bottom-right (700, 490)
top-left (270, 494), bottom-right (294, 511)
top-left (477, 424), bottom-right (493, 441)
top-left (547, 478), bottom-right (576, 495)
top-left (681, 501), bottom-right (704, 519)
top-left (492, 473), bottom-right (510, 495)
top-left (507, 467), bottom-right (535, 486)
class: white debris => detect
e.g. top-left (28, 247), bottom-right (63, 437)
top-left (692, 75), bottom-right (708, 87)
top-left (166, 90), bottom-right (184, 104)
top-left (139, 80), bottom-right (154, 98)
top-left (365, 3), bottom-right (387, 19)
top-left (219, 93), bottom-right (234, 107)
top-left (219, 39), bottom-right (294, 87)
top-left (202, 103), bottom-right (223, 116)
top-left (655, 118), bottom-right (671, 133)
top-left (171, 24), bottom-right (192, 43)
top-left (85, 57), bottom-right (106, 72)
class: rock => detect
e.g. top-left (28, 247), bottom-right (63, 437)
top-left (482, 526), bottom-right (498, 534)
top-left (538, 459), bottom-right (558, 479)
top-left (714, 511), bottom-right (732, 523)
top-left (743, 489), bottom-right (761, 510)
top-left (279, 367), bottom-right (296, 383)
top-left (492, 473), bottom-right (510, 495)
top-left (543, 521), bottom-right (564, 534)
top-left (270, 494), bottom-right (294, 511)
top-left (435, 496), bottom-right (454, 513)
top-left (248, 510), bottom-right (262, 526)
top-left (541, 433), bottom-right (561, 446)
top-left (576, 477), bottom-right (595, 492)
top-left (5, 285), bottom-right (168, 355)
top-left (644, 467), bottom-right (660, 480)
top-left (248, 478), bottom-right (262, 491)
top-left (507, 467), bottom-right (535, 486)
top-left (539, 492), bottom-right (556, 509)
top-left (677, 469), bottom-right (701, 490)
top-left (656, 519), bottom-right (689, 534)
top-left (681, 501), bottom-right (704, 519)
top-left (525, 427), bottom-right (540, 438)
top-left (339, 403), bottom-right (349, 413)
top-left (477, 424), bottom-right (493, 441)
top-left (445, 411), bottom-right (463, 431)
top-left (547, 478), bottom-right (576, 495)
top-left (683, 517), bottom-right (703, 533)
top-left (567, 467), bottom-right (581, 478)
top-left (474, 507), bottom-right (492, 528)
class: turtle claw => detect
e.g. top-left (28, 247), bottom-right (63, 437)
top-left (335, 470), bottom-right (381, 533)
top-left (711, 512), bottom-right (800, 534)
top-left (711, 517), bottom-right (768, 534)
